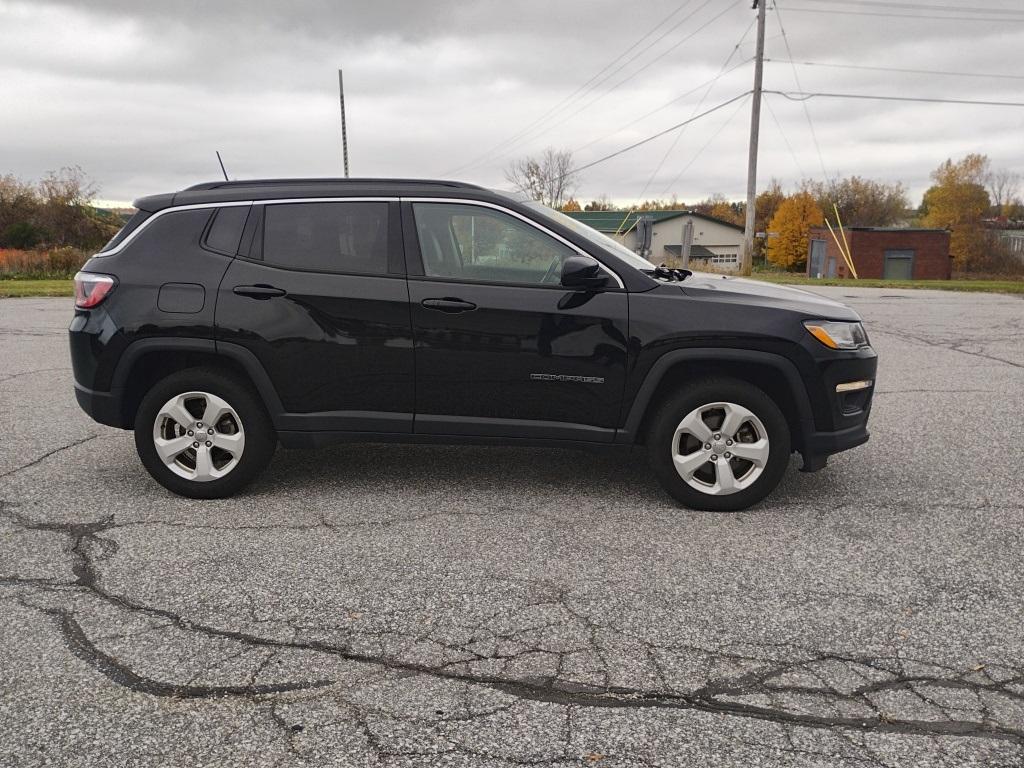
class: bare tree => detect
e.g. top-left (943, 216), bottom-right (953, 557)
top-left (986, 168), bottom-right (1021, 217)
top-left (504, 148), bottom-right (579, 209)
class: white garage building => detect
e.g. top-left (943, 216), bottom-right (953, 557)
top-left (564, 210), bottom-right (744, 272)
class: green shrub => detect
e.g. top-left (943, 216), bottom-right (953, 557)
top-left (1, 222), bottom-right (42, 249)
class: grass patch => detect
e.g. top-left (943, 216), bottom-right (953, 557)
top-left (749, 272), bottom-right (1024, 295)
top-left (0, 279), bottom-right (74, 298)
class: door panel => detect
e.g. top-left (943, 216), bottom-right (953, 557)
top-left (215, 201), bottom-right (413, 432)
top-left (408, 280), bottom-right (627, 438)
top-left (404, 200), bottom-right (628, 440)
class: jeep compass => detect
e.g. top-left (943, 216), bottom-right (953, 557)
top-left (70, 178), bottom-right (876, 511)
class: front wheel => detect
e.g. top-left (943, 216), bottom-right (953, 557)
top-left (134, 368), bottom-right (276, 499)
top-left (647, 378), bottom-right (791, 512)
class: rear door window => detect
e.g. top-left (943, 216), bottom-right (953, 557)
top-left (262, 202), bottom-right (388, 275)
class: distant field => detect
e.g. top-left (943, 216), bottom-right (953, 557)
top-left (0, 279), bottom-right (73, 298)
top-left (749, 272), bottom-right (1024, 295)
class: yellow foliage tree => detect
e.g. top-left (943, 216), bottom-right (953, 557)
top-left (921, 154), bottom-right (991, 270)
top-left (560, 197), bottom-right (582, 212)
top-left (766, 192), bottom-right (823, 270)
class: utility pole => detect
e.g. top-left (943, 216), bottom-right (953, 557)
top-left (681, 220), bottom-right (694, 269)
top-left (338, 69), bottom-right (350, 178)
top-left (740, 0), bottom-right (766, 276)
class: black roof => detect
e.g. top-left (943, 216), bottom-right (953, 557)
top-left (135, 178), bottom-right (498, 212)
top-left (183, 177), bottom-right (486, 191)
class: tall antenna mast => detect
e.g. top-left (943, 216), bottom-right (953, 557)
top-left (338, 69), bottom-right (350, 177)
top-left (215, 151), bottom-right (229, 181)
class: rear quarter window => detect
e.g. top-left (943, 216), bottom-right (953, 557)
top-left (100, 209), bottom-right (151, 252)
top-left (262, 201), bottom-right (388, 275)
top-left (203, 205), bottom-right (251, 255)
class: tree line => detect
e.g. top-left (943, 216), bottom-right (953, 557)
top-left (508, 148), bottom-right (1023, 274)
top-left (0, 167), bottom-right (121, 251)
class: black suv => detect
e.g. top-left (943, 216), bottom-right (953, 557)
top-left (70, 179), bottom-right (876, 511)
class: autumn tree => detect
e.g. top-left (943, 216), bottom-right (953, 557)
top-left (584, 194), bottom-right (614, 211)
top-left (766, 192), bottom-right (823, 270)
top-left (691, 194), bottom-right (744, 225)
top-left (0, 174), bottom-right (41, 247)
top-left (986, 168), bottom-right (1021, 218)
top-left (0, 167), bottom-right (118, 250)
top-left (920, 154), bottom-right (991, 270)
top-left (635, 195), bottom-right (683, 212)
top-left (560, 197), bottom-right (581, 212)
top-left (754, 179), bottom-right (786, 261)
top-left (505, 148), bottom-right (578, 209)
top-left (805, 175), bottom-right (909, 227)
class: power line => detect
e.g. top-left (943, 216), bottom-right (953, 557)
top-left (660, 93), bottom-right (752, 195)
top-left (456, 0), bottom-right (743, 176)
top-left (566, 91), bottom-right (753, 177)
top-left (762, 94), bottom-right (806, 179)
top-left (795, 0), bottom-right (1024, 16)
top-left (766, 90), bottom-right (1024, 107)
top-left (637, 16), bottom-right (756, 199)
top-left (765, 58), bottom-right (1024, 81)
top-left (444, 0), bottom-right (708, 176)
top-left (571, 56), bottom-right (753, 155)
top-left (774, 1), bottom-right (830, 182)
top-left (782, 6), bottom-right (1024, 22)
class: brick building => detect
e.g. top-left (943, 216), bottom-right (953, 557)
top-left (807, 227), bottom-right (952, 280)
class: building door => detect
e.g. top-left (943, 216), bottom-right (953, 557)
top-left (809, 239), bottom-right (826, 278)
top-left (883, 249), bottom-right (915, 280)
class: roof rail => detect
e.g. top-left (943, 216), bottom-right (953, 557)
top-left (183, 178), bottom-right (484, 191)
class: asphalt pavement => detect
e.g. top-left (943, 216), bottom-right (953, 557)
top-left (1, 286), bottom-right (1022, 767)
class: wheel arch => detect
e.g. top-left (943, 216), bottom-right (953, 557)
top-left (111, 339), bottom-right (283, 428)
top-left (619, 349), bottom-right (815, 453)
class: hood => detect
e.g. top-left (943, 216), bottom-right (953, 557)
top-left (678, 272), bottom-right (861, 320)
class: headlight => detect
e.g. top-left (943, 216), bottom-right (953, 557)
top-left (804, 320), bottom-right (868, 350)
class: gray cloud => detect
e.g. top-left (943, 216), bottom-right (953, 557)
top-left (1, 0), bottom-right (1022, 205)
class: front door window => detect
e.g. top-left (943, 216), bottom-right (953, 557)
top-left (412, 203), bottom-right (576, 285)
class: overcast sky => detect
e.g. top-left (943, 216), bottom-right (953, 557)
top-left (1, 0), bottom-right (1022, 206)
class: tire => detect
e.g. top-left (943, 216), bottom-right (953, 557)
top-left (134, 368), bottom-right (276, 499)
top-left (646, 377), bottom-right (791, 512)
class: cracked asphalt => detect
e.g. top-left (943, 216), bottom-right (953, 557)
top-left (1, 287), bottom-right (1023, 767)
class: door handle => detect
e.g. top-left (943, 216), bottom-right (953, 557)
top-left (233, 284), bottom-right (287, 299)
top-left (421, 297), bottom-right (477, 313)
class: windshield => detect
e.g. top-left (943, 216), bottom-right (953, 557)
top-left (521, 202), bottom-right (657, 272)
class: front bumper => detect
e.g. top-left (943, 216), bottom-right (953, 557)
top-left (798, 344), bottom-right (877, 471)
top-left (800, 419), bottom-right (870, 471)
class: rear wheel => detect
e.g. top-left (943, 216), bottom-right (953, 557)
top-left (647, 378), bottom-right (790, 511)
top-left (134, 369), bottom-right (275, 499)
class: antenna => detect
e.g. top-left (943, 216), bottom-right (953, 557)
top-left (215, 151), bottom-right (229, 181)
top-left (338, 69), bottom-right (350, 177)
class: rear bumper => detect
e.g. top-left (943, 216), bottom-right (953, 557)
top-left (74, 382), bottom-right (124, 428)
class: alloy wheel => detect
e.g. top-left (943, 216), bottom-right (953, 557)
top-left (152, 391), bottom-right (245, 482)
top-left (670, 401), bottom-right (770, 496)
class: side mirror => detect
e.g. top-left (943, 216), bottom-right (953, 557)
top-left (561, 255), bottom-right (609, 289)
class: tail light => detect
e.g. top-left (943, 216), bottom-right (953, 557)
top-left (74, 272), bottom-right (117, 309)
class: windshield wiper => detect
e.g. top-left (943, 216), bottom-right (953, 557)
top-left (644, 264), bottom-right (692, 282)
